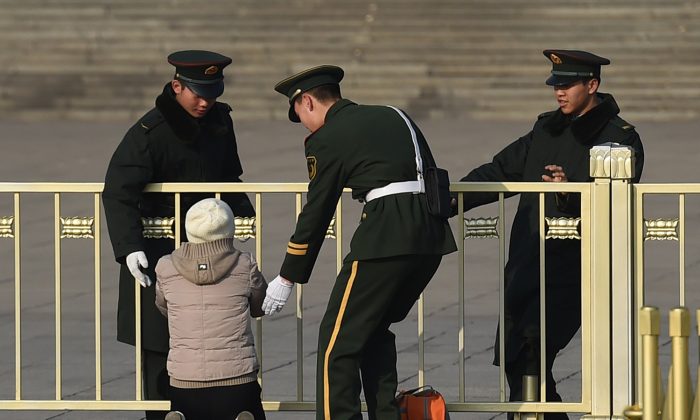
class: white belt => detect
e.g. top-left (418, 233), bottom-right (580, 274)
top-left (364, 180), bottom-right (425, 203)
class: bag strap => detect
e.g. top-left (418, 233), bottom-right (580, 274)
top-left (397, 384), bottom-right (436, 396)
top-left (386, 105), bottom-right (423, 183)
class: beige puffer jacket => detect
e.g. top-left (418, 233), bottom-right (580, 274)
top-left (155, 238), bottom-right (267, 388)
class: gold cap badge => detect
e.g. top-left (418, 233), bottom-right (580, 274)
top-left (204, 65), bottom-right (219, 75)
top-left (550, 54), bottom-right (562, 64)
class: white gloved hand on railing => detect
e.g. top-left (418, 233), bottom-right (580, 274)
top-left (126, 251), bottom-right (152, 288)
top-left (262, 275), bottom-right (294, 315)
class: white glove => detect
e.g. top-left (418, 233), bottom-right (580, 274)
top-left (262, 275), bottom-right (294, 315)
top-left (126, 251), bottom-right (152, 288)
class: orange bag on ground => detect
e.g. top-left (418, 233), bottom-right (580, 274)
top-left (396, 385), bottom-right (450, 420)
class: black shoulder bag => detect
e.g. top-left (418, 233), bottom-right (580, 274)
top-left (424, 166), bottom-right (452, 219)
top-left (390, 106), bottom-right (452, 220)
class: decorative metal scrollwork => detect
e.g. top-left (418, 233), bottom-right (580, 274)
top-left (141, 215), bottom-right (331, 241)
top-left (234, 217), bottom-right (256, 241)
top-left (326, 216), bottom-right (336, 239)
top-left (545, 217), bottom-right (581, 240)
top-left (142, 217), bottom-right (175, 239)
top-left (644, 218), bottom-right (678, 241)
top-left (464, 217), bottom-right (499, 239)
top-left (60, 217), bottom-right (94, 239)
top-left (0, 216), bottom-right (14, 238)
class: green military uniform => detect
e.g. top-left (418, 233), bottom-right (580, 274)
top-left (274, 66), bottom-right (456, 420)
top-left (102, 51), bottom-right (254, 420)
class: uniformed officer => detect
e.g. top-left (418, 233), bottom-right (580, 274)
top-left (102, 50), bottom-right (255, 420)
top-left (263, 65), bottom-right (457, 420)
top-left (453, 50), bottom-right (645, 419)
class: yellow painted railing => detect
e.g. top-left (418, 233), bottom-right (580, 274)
top-left (622, 183), bottom-right (700, 420)
top-left (624, 306), bottom-right (700, 420)
top-left (0, 142), bottom-right (681, 418)
top-left (0, 181), bottom-right (593, 416)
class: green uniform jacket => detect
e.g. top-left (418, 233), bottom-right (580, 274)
top-left (458, 93), bottom-right (644, 364)
top-left (103, 84), bottom-right (254, 352)
top-left (280, 99), bottom-right (457, 284)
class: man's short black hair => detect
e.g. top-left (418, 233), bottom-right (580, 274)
top-left (298, 84), bottom-right (342, 104)
top-left (582, 77), bottom-right (601, 87)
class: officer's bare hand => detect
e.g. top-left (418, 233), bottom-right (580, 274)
top-left (542, 165), bottom-right (568, 183)
top-left (126, 251), bottom-right (152, 288)
top-left (542, 165), bottom-right (570, 198)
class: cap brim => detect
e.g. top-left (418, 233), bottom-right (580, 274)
top-left (545, 74), bottom-right (584, 87)
top-left (288, 103), bottom-right (300, 123)
top-left (184, 80), bottom-right (224, 99)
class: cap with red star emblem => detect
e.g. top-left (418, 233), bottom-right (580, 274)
top-left (167, 50), bottom-right (232, 99)
top-left (543, 49), bottom-right (610, 86)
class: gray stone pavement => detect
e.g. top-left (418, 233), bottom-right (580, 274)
top-left (0, 116), bottom-right (699, 419)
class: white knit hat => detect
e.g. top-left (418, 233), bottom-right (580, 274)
top-left (185, 198), bottom-right (234, 244)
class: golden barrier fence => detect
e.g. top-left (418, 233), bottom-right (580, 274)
top-left (0, 181), bottom-right (593, 416)
top-left (622, 183), bottom-right (700, 420)
top-left (624, 307), bottom-right (700, 420)
top-left (0, 142), bottom-right (652, 418)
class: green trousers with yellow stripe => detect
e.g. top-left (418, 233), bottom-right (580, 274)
top-left (316, 254), bottom-right (442, 420)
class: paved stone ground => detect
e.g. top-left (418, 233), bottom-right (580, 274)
top-left (0, 115), bottom-right (699, 419)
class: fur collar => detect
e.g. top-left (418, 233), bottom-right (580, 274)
top-left (542, 93), bottom-right (620, 144)
top-left (155, 84), bottom-right (230, 143)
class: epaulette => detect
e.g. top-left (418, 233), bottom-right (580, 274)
top-left (138, 111), bottom-right (165, 132)
top-left (609, 116), bottom-right (635, 131)
top-left (537, 110), bottom-right (556, 120)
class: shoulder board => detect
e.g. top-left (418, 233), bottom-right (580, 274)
top-left (537, 110), bottom-right (556, 120)
top-left (609, 116), bottom-right (635, 131)
top-left (138, 110), bottom-right (165, 132)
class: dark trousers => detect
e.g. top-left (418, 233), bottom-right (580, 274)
top-left (143, 349), bottom-right (170, 420)
top-left (170, 381), bottom-right (266, 420)
top-left (315, 255), bottom-right (442, 420)
top-left (505, 342), bottom-right (569, 420)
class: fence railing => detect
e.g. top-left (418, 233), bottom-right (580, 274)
top-left (621, 183), bottom-right (700, 420)
top-left (1, 143), bottom-right (691, 418)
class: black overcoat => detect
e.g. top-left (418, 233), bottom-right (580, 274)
top-left (103, 84), bottom-right (254, 352)
top-left (458, 93), bottom-right (644, 365)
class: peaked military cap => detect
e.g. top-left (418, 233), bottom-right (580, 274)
top-left (543, 49), bottom-right (610, 86)
top-left (274, 65), bottom-right (344, 122)
top-left (167, 50), bottom-right (232, 99)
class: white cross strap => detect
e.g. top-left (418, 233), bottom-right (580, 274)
top-left (363, 106), bottom-right (425, 203)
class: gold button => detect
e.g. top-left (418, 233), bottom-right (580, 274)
top-left (361, 213), bottom-right (367, 220)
